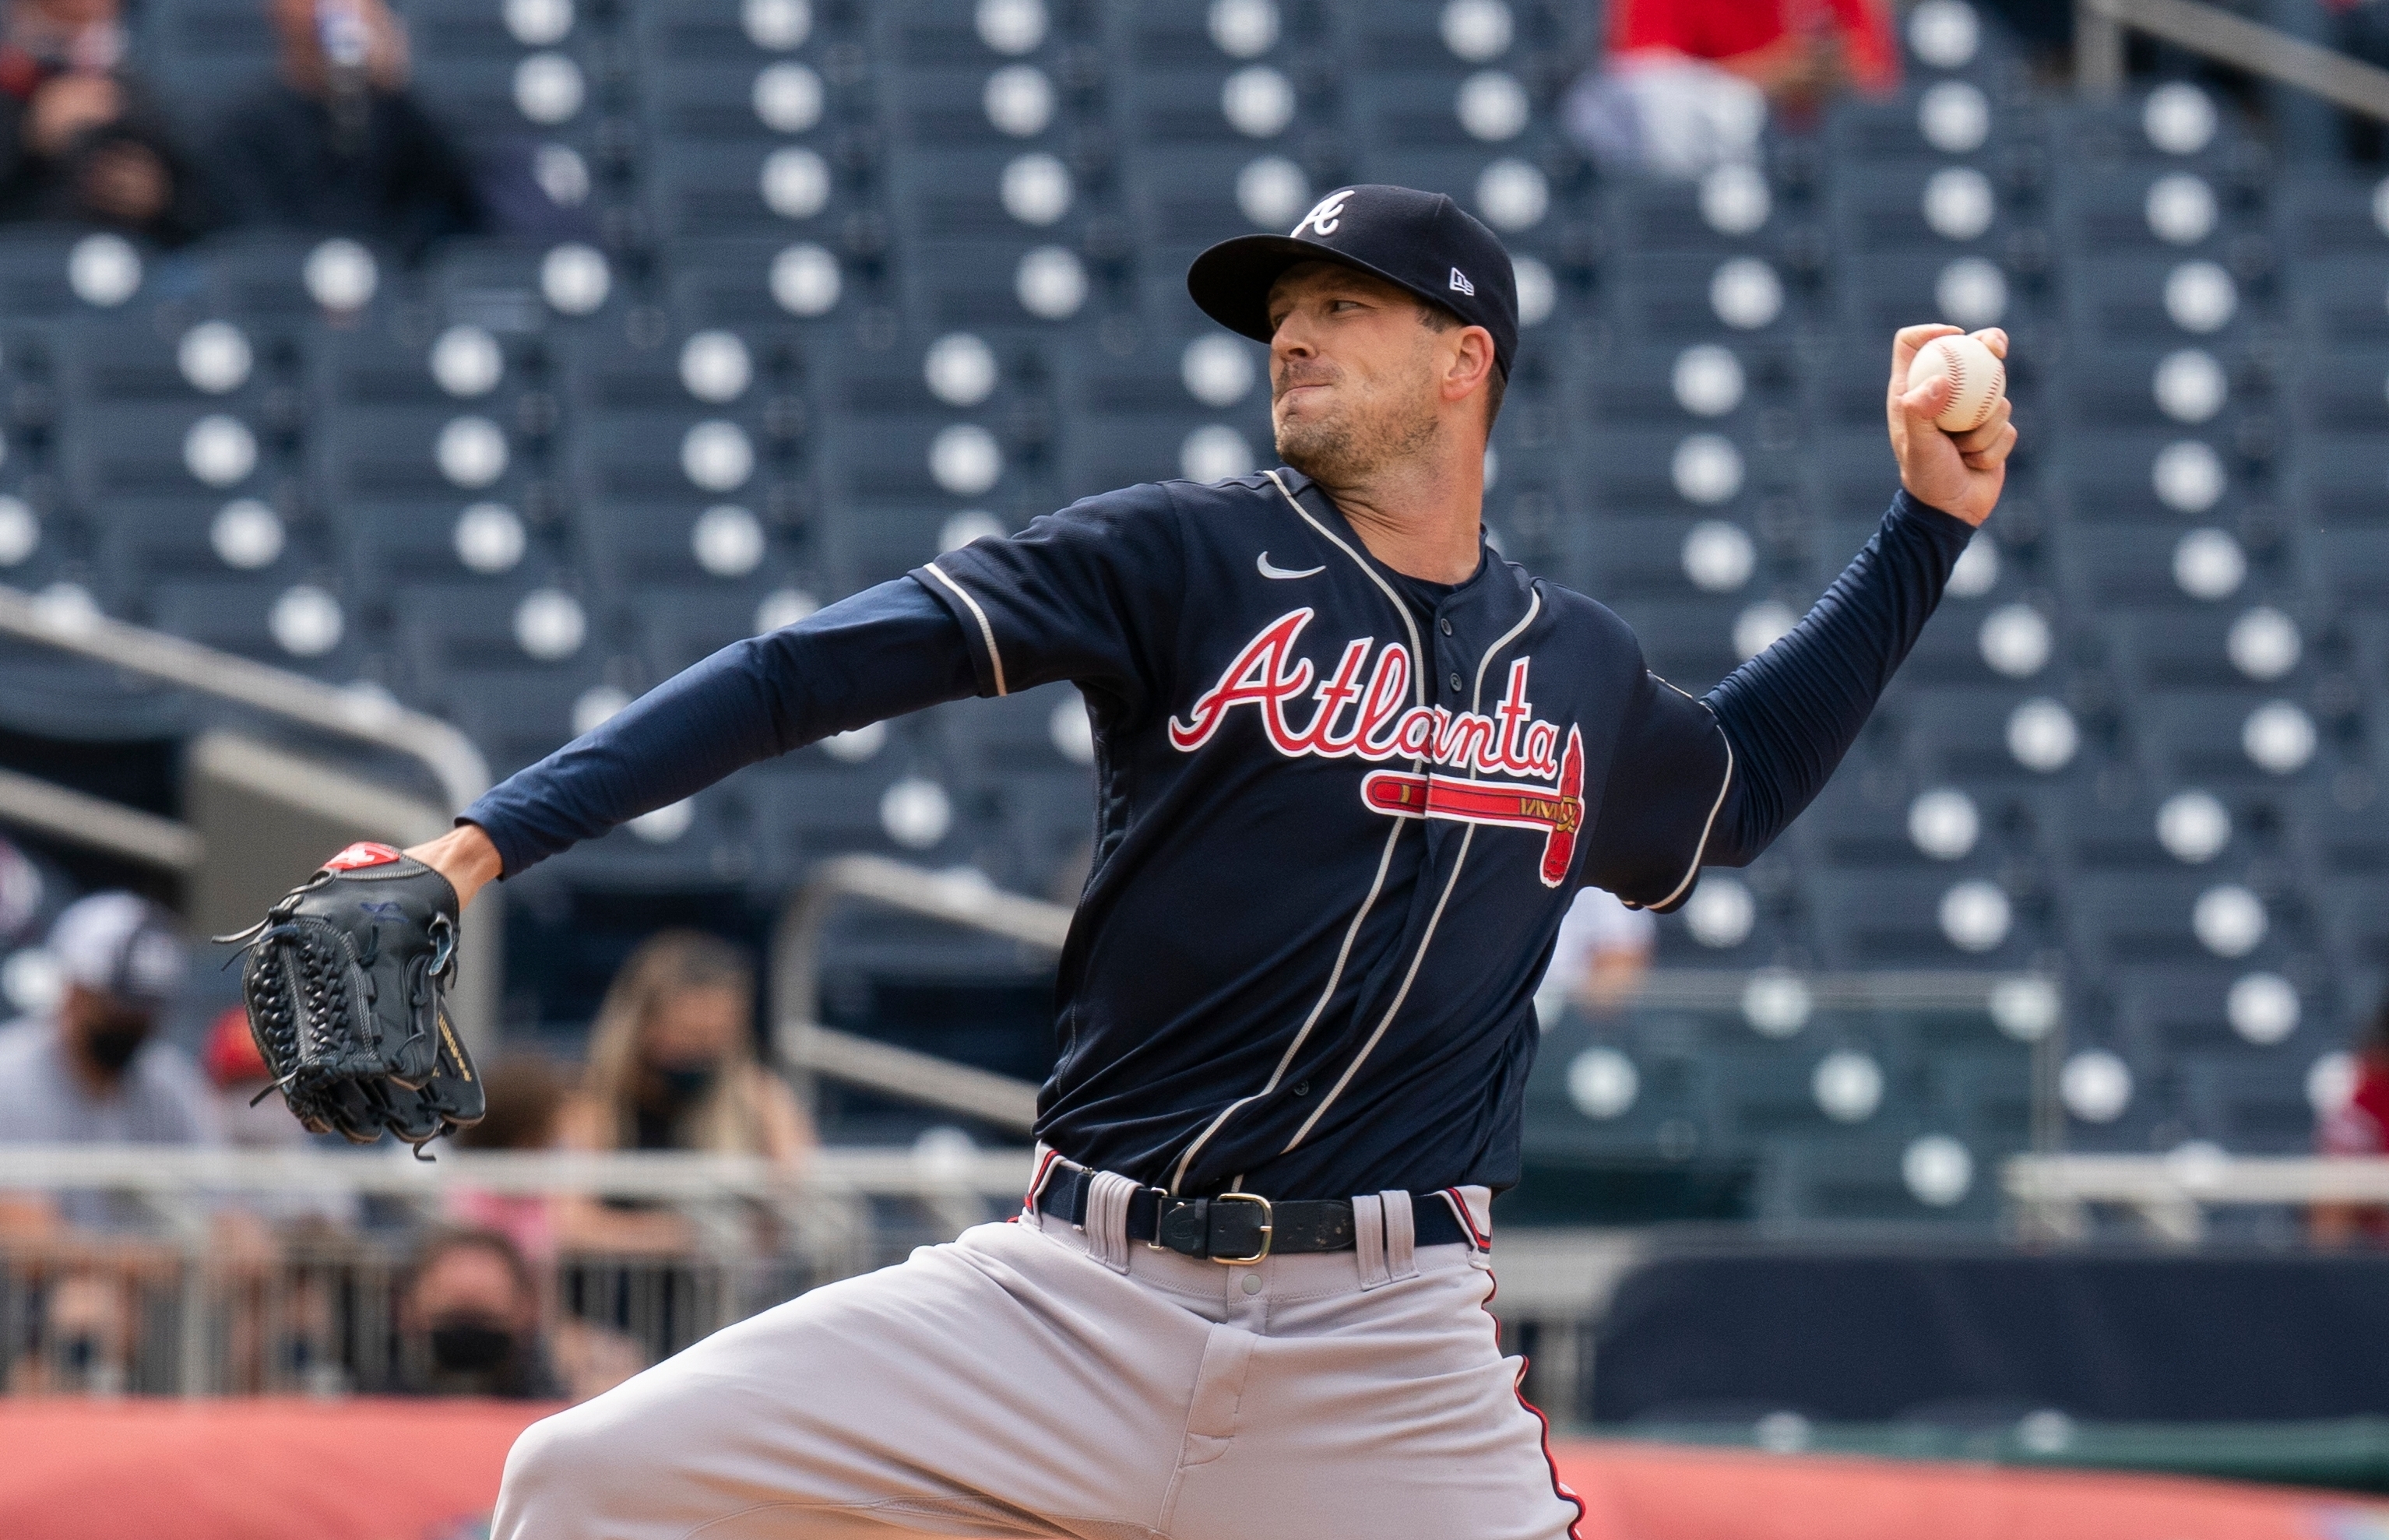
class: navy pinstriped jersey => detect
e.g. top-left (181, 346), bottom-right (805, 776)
top-left (908, 468), bottom-right (1735, 1199)
top-left (464, 466), bottom-right (1972, 1201)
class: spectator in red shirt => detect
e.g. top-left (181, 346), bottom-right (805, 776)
top-left (2313, 998), bottom-right (2389, 1245)
top-left (1610, 0), bottom-right (1900, 109)
top-left (1569, 0), bottom-right (1898, 177)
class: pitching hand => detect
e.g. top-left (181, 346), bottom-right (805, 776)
top-left (1888, 324), bottom-right (2015, 529)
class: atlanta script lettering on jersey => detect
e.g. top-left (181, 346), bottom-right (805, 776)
top-left (1167, 607), bottom-right (1589, 885)
top-left (1167, 607), bottom-right (1564, 775)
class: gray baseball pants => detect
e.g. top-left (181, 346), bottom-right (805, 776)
top-left (491, 1180), bottom-right (1582, 1540)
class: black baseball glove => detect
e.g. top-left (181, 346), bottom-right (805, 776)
top-left (217, 842), bottom-right (485, 1156)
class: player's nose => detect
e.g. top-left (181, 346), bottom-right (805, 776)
top-left (1268, 304), bottom-right (1319, 357)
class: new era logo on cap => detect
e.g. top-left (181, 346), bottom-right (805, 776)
top-left (1448, 268), bottom-right (1474, 297)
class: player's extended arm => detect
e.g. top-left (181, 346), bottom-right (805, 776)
top-left (410, 577), bottom-right (978, 906)
top-left (1699, 324), bottom-right (2015, 865)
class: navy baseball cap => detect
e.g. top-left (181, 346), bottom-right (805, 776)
top-left (1187, 184), bottom-right (1519, 378)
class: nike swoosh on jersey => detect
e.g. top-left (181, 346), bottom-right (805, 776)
top-left (1256, 553), bottom-right (1326, 580)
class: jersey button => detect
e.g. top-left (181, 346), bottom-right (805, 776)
top-left (1291, 1079), bottom-right (1308, 1097)
top-left (1440, 617), bottom-right (1453, 636)
top-left (1448, 671), bottom-right (1463, 693)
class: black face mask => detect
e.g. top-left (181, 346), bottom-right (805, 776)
top-left (651, 1060), bottom-right (719, 1108)
top-left (83, 1018), bottom-right (152, 1074)
top-left (428, 1317), bottom-right (516, 1373)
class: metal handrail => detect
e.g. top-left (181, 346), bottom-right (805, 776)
top-left (0, 584), bottom-right (490, 812)
top-left (0, 763), bottom-right (204, 869)
top-left (2007, 1153), bottom-right (2389, 1207)
top-left (0, 1143), bottom-right (1033, 1200)
top-left (2004, 1153), bottom-right (2389, 1244)
top-left (770, 856), bottom-right (1068, 1134)
top-left (2078, 0), bottom-right (2389, 121)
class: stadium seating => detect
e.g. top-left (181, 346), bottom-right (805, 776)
top-left (0, 0), bottom-right (2377, 1219)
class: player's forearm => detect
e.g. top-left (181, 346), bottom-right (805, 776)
top-left (1699, 489), bottom-right (1975, 863)
top-left (459, 577), bottom-right (977, 879)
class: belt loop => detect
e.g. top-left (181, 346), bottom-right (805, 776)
top-left (1352, 1194), bottom-right (1392, 1290)
top-left (1083, 1169), bottom-right (1138, 1273)
top-left (1380, 1190), bottom-right (1419, 1282)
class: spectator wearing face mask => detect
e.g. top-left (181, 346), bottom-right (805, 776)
top-left (0, 892), bottom-right (220, 1236)
top-left (395, 1227), bottom-right (559, 1399)
top-left (396, 1226), bottom-right (643, 1402)
top-left (554, 931), bottom-right (813, 1254)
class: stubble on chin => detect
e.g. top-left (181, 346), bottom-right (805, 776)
top-left (1275, 406), bottom-right (1354, 484)
top-left (1275, 391), bottom-right (1437, 487)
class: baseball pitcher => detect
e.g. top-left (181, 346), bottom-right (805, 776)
top-left (238, 185), bottom-right (2013, 1538)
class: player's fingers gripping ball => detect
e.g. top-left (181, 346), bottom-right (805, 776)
top-left (1904, 332), bottom-right (2007, 434)
top-left (216, 841), bottom-right (486, 1156)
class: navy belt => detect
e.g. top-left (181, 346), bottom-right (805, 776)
top-left (1034, 1162), bottom-right (1470, 1263)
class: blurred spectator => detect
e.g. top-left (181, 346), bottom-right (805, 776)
top-left (0, 0), bottom-right (213, 241)
top-left (2312, 996), bottom-right (2389, 1246)
top-left (555, 932), bottom-right (813, 1253)
top-left (202, 1003), bottom-right (359, 1233)
top-left (209, 0), bottom-right (484, 256)
top-left (0, 893), bottom-right (218, 1235)
top-left (1567, 0), bottom-right (1898, 177)
top-left (203, 1002), bottom-right (302, 1150)
top-left (396, 1227), bottom-right (640, 1401)
top-left (445, 1052), bottom-right (570, 1267)
top-left (1546, 887), bottom-right (1659, 1018)
top-left (396, 1227), bottom-right (561, 1398)
top-left (0, 833), bottom-right (44, 944)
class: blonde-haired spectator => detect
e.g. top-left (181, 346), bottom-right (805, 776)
top-left (555, 931), bottom-right (812, 1253)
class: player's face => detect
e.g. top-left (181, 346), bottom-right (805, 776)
top-left (1264, 263), bottom-right (1442, 483)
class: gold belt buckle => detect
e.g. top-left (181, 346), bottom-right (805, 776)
top-left (1209, 1191), bottom-right (1274, 1265)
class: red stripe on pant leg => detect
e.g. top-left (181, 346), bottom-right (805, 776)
top-left (1514, 1359), bottom-right (1586, 1540)
top-left (1484, 1270), bottom-right (1586, 1540)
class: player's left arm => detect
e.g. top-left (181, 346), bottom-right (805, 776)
top-left (1581, 328), bottom-right (2013, 906)
top-left (1695, 325), bottom-right (2015, 866)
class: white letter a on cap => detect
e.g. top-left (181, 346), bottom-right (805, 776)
top-left (1293, 189), bottom-right (1354, 238)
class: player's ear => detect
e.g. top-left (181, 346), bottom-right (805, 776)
top-left (1443, 325), bottom-right (1495, 404)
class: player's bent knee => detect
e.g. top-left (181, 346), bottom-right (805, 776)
top-left (494, 1401), bottom-right (627, 1534)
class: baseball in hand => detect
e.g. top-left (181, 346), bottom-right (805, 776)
top-left (1905, 333), bottom-right (2007, 434)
